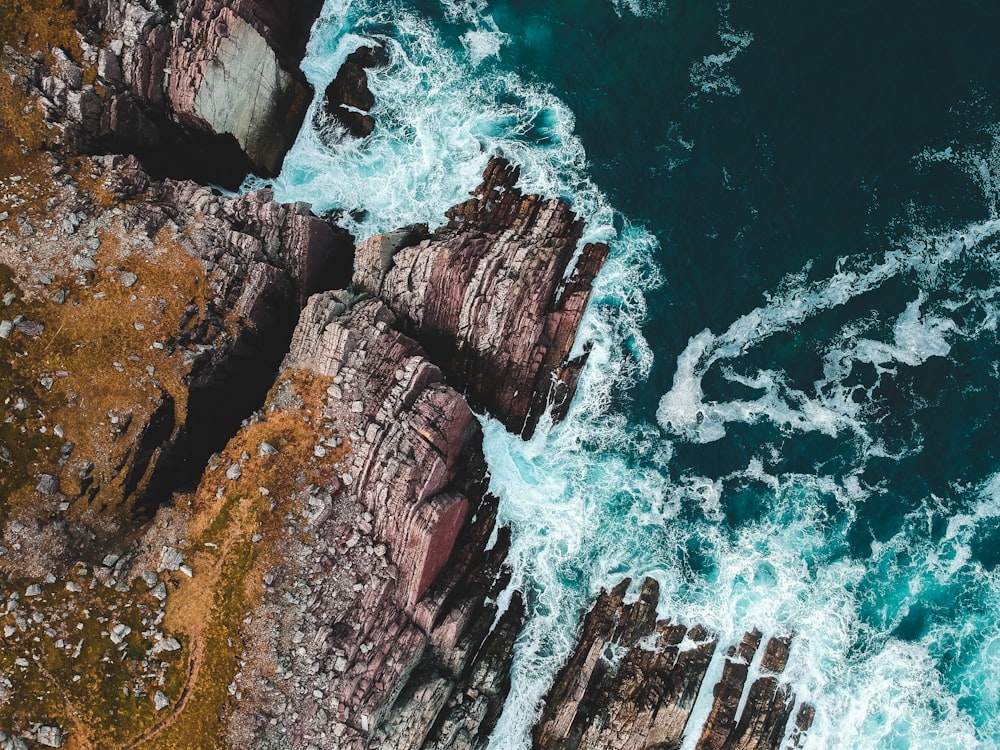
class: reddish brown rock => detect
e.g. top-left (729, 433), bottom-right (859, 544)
top-left (286, 293), bottom-right (478, 608)
top-left (15, 0), bottom-right (325, 183)
top-left (355, 157), bottom-right (609, 436)
top-left (321, 44), bottom-right (390, 138)
top-left (229, 292), bottom-right (523, 748)
top-left (534, 578), bottom-right (814, 750)
top-left (166, 0), bottom-right (315, 175)
top-left (534, 578), bottom-right (717, 750)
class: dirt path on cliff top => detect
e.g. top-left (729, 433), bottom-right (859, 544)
top-left (131, 489), bottom-right (264, 750)
top-left (129, 538), bottom-right (232, 747)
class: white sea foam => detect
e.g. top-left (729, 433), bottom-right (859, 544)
top-left (656, 216), bottom-right (1000, 448)
top-left (609, 0), bottom-right (667, 18)
top-left (270, 1), bottom-right (1000, 747)
top-left (248, 0), bottom-right (600, 243)
top-left (688, 0), bottom-right (753, 102)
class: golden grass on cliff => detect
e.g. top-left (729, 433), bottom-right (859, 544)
top-left (0, 0), bottom-right (80, 178)
top-left (135, 369), bottom-right (348, 750)
top-left (0, 221), bottom-right (211, 571)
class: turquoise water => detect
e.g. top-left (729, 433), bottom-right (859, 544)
top-left (253, 0), bottom-right (1000, 746)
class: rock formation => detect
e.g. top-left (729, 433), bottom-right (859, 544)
top-left (0, 150), bottom-right (351, 572)
top-left (0, 5), bottom-right (819, 746)
top-left (355, 158), bottom-right (609, 436)
top-left (321, 44), bottom-right (389, 139)
top-left (535, 578), bottom-right (815, 750)
top-left (7, 0), bottom-right (326, 185)
top-left (220, 291), bottom-right (525, 748)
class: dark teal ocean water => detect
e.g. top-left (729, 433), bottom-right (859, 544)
top-left (252, 1), bottom-right (1000, 746)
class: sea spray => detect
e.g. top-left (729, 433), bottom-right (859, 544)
top-left (266, 0), bottom-right (1000, 746)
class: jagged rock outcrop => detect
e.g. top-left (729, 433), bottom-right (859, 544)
top-left (534, 578), bottom-right (815, 750)
top-left (7, 0), bottom-right (325, 184)
top-left (355, 158), bottom-right (609, 436)
top-left (227, 292), bottom-right (524, 749)
top-left (321, 44), bottom-right (389, 138)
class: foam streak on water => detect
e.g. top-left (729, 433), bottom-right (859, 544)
top-left (269, 1), bottom-right (1000, 747)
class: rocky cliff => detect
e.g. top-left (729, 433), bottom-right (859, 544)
top-left (0, 4), bottom-right (816, 748)
top-left (535, 579), bottom-right (815, 750)
top-left (6, 0), bottom-right (324, 186)
top-left (355, 158), bottom-right (609, 437)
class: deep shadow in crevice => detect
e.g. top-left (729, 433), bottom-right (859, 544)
top-left (134, 306), bottom-right (298, 518)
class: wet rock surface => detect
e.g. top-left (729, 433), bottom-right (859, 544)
top-left (535, 578), bottom-right (815, 750)
top-left (355, 157), bottom-right (610, 436)
top-left (321, 44), bottom-right (389, 139)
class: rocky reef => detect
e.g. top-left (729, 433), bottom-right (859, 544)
top-left (535, 579), bottom-right (814, 750)
top-left (0, 2), bottom-right (815, 748)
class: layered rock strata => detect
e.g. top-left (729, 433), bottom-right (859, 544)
top-left (355, 157), bottom-right (609, 436)
top-left (224, 292), bottom-right (525, 749)
top-left (8, 0), bottom-right (324, 183)
top-left (535, 578), bottom-right (815, 750)
top-left (0, 9), bottom-right (820, 742)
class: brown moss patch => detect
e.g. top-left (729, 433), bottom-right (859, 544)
top-left (0, 568), bottom-right (187, 749)
top-left (131, 369), bottom-right (349, 750)
top-left (0, 0), bottom-right (80, 178)
top-left (0, 221), bottom-right (210, 570)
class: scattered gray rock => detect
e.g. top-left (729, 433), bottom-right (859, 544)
top-left (258, 441), bottom-right (278, 457)
top-left (0, 321), bottom-right (13, 339)
top-left (151, 636), bottom-right (181, 655)
top-left (226, 464), bottom-right (242, 480)
top-left (15, 320), bottom-right (43, 337)
top-left (36, 724), bottom-right (63, 747)
top-left (1, 733), bottom-right (29, 750)
top-left (36, 474), bottom-right (60, 495)
top-left (159, 546), bottom-right (184, 572)
top-left (154, 690), bottom-right (169, 710)
top-left (109, 623), bottom-right (132, 644)
top-left (120, 271), bottom-right (138, 288)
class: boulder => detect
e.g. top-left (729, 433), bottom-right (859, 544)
top-left (322, 45), bottom-right (390, 139)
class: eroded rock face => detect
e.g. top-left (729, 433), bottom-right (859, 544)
top-left (167, 1), bottom-right (315, 175)
top-left (17, 0), bottom-right (324, 182)
top-left (355, 158), bottom-right (610, 436)
top-left (534, 578), bottom-right (816, 750)
top-left (227, 292), bottom-right (524, 748)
